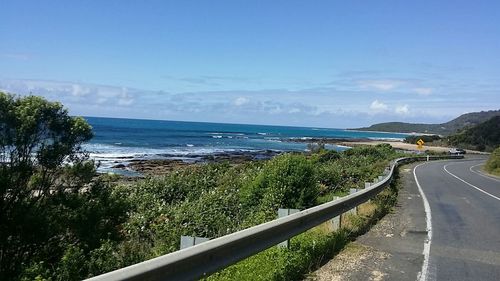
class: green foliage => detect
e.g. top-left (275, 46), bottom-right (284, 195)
top-left (0, 92), bottom-right (127, 281)
top-left (67, 144), bottom-right (401, 279)
top-left (485, 146), bottom-right (500, 176)
top-left (447, 116), bottom-right (500, 152)
top-left (242, 154), bottom-right (317, 212)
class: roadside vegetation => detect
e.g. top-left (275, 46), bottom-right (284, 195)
top-left (485, 146), bottom-right (500, 176)
top-left (1, 92), bottom-right (405, 280)
top-left (446, 116), bottom-right (500, 152)
top-left (403, 115), bottom-right (500, 152)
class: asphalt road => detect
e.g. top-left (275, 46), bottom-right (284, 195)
top-left (414, 157), bottom-right (500, 281)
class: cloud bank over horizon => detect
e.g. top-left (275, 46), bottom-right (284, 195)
top-left (1, 76), bottom-right (497, 128)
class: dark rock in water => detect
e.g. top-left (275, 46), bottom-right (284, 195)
top-left (119, 150), bottom-right (284, 176)
top-left (112, 164), bottom-right (127, 169)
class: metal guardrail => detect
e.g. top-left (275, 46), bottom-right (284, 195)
top-left (86, 155), bottom-right (463, 281)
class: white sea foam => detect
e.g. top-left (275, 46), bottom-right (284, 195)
top-left (334, 144), bottom-right (352, 149)
top-left (208, 132), bottom-right (245, 136)
top-left (85, 143), bottom-right (259, 161)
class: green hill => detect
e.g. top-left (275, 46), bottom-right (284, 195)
top-left (447, 116), bottom-right (500, 152)
top-left (353, 110), bottom-right (500, 135)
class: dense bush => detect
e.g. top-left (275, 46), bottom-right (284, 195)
top-left (0, 92), bottom-right (128, 281)
top-left (485, 146), bottom-right (500, 176)
top-left (447, 116), bottom-right (500, 152)
top-left (241, 154), bottom-right (317, 212)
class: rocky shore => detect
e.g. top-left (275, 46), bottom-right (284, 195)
top-left (110, 149), bottom-right (283, 176)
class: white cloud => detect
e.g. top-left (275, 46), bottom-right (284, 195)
top-left (413, 87), bottom-right (433, 95)
top-left (233, 96), bottom-right (250, 106)
top-left (359, 79), bottom-right (401, 91)
top-left (71, 84), bottom-right (91, 97)
top-left (1, 78), bottom-right (496, 128)
top-left (117, 90), bottom-right (134, 106)
top-left (395, 104), bottom-right (410, 115)
top-left (370, 100), bottom-right (388, 112)
top-left (96, 97), bottom-right (108, 104)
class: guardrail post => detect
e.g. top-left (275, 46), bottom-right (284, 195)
top-left (180, 236), bottom-right (210, 250)
top-left (364, 182), bottom-right (372, 203)
top-left (348, 188), bottom-right (358, 215)
top-left (383, 168), bottom-right (389, 175)
top-left (330, 196), bottom-right (341, 231)
top-left (277, 208), bottom-right (300, 248)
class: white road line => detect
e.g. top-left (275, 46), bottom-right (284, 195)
top-left (469, 163), bottom-right (500, 182)
top-left (444, 164), bottom-right (500, 201)
top-left (414, 162), bottom-right (432, 281)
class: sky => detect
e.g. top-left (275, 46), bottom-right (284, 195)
top-left (1, 0), bottom-right (499, 128)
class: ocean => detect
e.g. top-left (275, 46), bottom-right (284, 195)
top-left (84, 117), bottom-right (408, 174)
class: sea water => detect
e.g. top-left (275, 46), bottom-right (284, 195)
top-left (84, 117), bottom-right (408, 173)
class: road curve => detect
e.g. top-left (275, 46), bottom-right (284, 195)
top-left (414, 158), bottom-right (500, 281)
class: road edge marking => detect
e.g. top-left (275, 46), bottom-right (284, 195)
top-left (469, 163), bottom-right (500, 182)
top-left (414, 162), bottom-right (432, 281)
top-left (444, 164), bottom-right (500, 201)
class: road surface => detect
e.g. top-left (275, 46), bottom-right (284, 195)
top-left (415, 157), bottom-right (500, 281)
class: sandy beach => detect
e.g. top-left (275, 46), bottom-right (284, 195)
top-left (340, 140), bottom-right (489, 154)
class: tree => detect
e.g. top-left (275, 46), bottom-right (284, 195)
top-left (0, 92), bottom-right (110, 279)
top-left (0, 92), bottom-right (93, 213)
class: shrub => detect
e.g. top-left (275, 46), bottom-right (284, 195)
top-left (485, 146), bottom-right (500, 176)
top-left (241, 154), bottom-right (317, 213)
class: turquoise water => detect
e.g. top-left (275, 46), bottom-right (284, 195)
top-left (84, 117), bottom-right (408, 172)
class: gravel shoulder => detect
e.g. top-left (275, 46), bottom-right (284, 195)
top-left (305, 163), bottom-right (427, 281)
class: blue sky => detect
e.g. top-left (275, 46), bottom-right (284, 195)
top-left (1, 0), bottom-right (499, 128)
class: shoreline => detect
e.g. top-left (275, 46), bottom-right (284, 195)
top-left (105, 137), bottom-right (485, 178)
top-left (101, 138), bottom-right (398, 177)
top-left (108, 149), bottom-right (283, 177)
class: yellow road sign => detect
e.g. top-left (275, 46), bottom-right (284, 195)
top-left (416, 139), bottom-right (424, 150)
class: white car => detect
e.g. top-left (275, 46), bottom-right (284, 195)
top-left (449, 148), bottom-right (466, 155)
